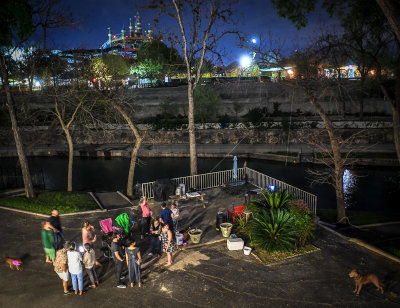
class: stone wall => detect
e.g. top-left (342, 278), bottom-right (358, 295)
top-left (0, 125), bottom-right (393, 147)
top-left (2, 82), bottom-right (392, 119)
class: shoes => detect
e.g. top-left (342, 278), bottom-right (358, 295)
top-left (63, 291), bottom-right (72, 295)
top-left (117, 284), bottom-right (126, 288)
top-left (120, 275), bottom-right (126, 280)
top-left (148, 253), bottom-right (153, 257)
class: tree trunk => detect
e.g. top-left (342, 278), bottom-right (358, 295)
top-left (310, 97), bottom-right (346, 222)
top-left (0, 56), bottom-right (35, 198)
top-left (335, 166), bottom-right (346, 223)
top-left (188, 83), bottom-right (198, 175)
top-left (127, 136), bottom-right (142, 197)
top-left (390, 103), bottom-right (400, 164)
top-left (111, 102), bottom-right (144, 197)
top-left (376, 0), bottom-right (400, 42)
top-left (64, 128), bottom-right (74, 192)
top-left (378, 72), bottom-right (400, 164)
top-left (43, 27), bottom-right (47, 50)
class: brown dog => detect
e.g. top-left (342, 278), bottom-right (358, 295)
top-left (5, 257), bottom-right (23, 271)
top-left (349, 269), bottom-right (384, 296)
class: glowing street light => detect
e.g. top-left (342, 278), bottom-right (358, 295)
top-left (240, 55), bottom-right (251, 68)
top-left (251, 38), bottom-right (257, 44)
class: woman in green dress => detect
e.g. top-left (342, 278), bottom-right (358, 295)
top-left (41, 221), bottom-right (56, 263)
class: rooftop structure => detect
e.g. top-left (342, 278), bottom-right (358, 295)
top-left (101, 12), bottom-right (153, 58)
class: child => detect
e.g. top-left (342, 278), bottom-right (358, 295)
top-left (125, 239), bottom-right (142, 288)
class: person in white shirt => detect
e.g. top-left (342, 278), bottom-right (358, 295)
top-left (67, 241), bottom-right (83, 295)
top-left (171, 203), bottom-right (180, 231)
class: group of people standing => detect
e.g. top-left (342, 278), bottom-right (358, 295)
top-left (41, 209), bottom-right (99, 295)
top-left (40, 199), bottom-right (180, 293)
top-left (140, 197), bottom-right (178, 267)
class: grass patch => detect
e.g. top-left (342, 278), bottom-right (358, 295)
top-left (0, 191), bottom-right (98, 214)
top-left (254, 244), bottom-right (319, 264)
top-left (317, 209), bottom-right (400, 225)
top-left (376, 240), bottom-right (400, 258)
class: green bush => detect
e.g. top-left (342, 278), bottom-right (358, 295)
top-left (250, 208), bottom-right (297, 252)
top-left (288, 200), bottom-right (315, 247)
top-left (249, 188), bottom-right (293, 212)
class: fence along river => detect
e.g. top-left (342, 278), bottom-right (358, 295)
top-left (0, 156), bottom-right (399, 213)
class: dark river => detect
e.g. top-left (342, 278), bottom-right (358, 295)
top-left (1, 157), bottom-right (399, 212)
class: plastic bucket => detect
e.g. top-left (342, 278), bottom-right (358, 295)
top-left (176, 232), bottom-right (184, 245)
top-left (220, 223), bottom-right (233, 238)
top-left (188, 229), bottom-right (202, 244)
top-left (179, 183), bottom-right (186, 195)
top-left (243, 246), bottom-right (252, 255)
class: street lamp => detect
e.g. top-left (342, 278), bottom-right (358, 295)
top-left (240, 55), bottom-right (251, 68)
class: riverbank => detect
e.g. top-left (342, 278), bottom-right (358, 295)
top-left (0, 143), bottom-right (398, 166)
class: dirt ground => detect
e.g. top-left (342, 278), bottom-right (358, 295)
top-left (1, 186), bottom-right (400, 307)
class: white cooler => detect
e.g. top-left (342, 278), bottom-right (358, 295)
top-left (227, 238), bottom-right (244, 250)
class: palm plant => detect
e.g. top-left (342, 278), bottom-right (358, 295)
top-left (250, 208), bottom-right (297, 252)
top-left (248, 187), bottom-right (293, 213)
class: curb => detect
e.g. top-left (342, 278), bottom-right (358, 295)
top-left (0, 205), bottom-right (49, 218)
top-left (0, 205), bottom-right (106, 217)
top-left (59, 209), bottom-right (105, 216)
top-left (180, 238), bottom-right (226, 250)
top-left (116, 191), bottom-right (137, 207)
top-left (348, 238), bottom-right (400, 264)
top-left (318, 223), bottom-right (400, 264)
top-left (352, 221), bottom-right (400, 229)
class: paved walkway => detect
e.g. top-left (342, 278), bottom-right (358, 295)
top-left (1, 201), bottom-right (400, 307)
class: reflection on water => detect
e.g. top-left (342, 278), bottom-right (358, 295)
top-left (1, 156), bottom-right (399, 213)
top-left (343, 169), bottom-right (357, 208)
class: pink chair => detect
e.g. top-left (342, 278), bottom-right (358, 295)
top-left (99, 218), bottom-right (114, 234)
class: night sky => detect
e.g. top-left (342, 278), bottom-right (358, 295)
top-left (41, 0), bottom-right (339, 65)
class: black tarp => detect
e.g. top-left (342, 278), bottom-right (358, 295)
top-left (153, 178), bottom-right (175, 201)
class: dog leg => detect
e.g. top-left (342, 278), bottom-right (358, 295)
top-left (356, 285), bottom-right (362, 296)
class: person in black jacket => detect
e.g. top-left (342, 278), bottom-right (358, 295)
top-left (49, 209), bottom-right (65, 250)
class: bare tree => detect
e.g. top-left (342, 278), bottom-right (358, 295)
top-left (32, 0), bottom-right (78, 49)
top-left (110, 97), bottom-right (145, 198)
top-left (50, 87), bottom-right (89, 191)
top-left (147, 0), bottom-right (238, 175)
top-left (0, 56), bottom-right (35, 197)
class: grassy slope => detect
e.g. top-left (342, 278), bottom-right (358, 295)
top-left (0, 191), bottom-right (98, 214)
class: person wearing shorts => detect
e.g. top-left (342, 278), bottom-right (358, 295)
top-left (53, 241), bottom-right (71, 295)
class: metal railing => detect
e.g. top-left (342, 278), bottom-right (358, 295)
top-left (245, 167), bottom-right (317, 215)
top-left (141, 168), bottom-right (246, 200)
top-left (141, 166), bottom-right (317, 215)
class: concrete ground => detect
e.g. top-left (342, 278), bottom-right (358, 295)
top-left (1, 189), bottom-right (400, 307)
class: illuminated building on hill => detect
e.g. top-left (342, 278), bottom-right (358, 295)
top-left (100, 12), bottom-right (153, 58)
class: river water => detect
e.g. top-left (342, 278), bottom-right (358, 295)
top-left (1, 157), bottom-right (399, 212)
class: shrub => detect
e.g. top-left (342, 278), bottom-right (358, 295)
top-left (248, 188), bottom-right (293, 212)
top-left (250, 209), bottom-right (296, 252)
top-left (288, 200), bottom-right (314, 247)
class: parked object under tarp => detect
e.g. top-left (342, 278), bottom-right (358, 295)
top-left (153, 178), bottom-right (175, 201)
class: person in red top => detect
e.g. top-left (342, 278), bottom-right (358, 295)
top-left (140, 196), bottom-right (151, 239)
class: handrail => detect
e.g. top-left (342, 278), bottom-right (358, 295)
top-left (141, 166), bottom-right (317, 215)
top-left (244, 167), bottom-right (317, 216)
